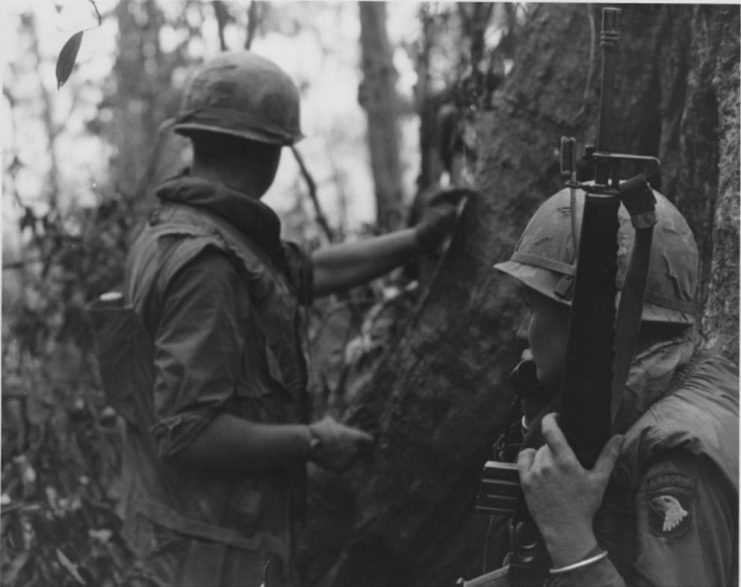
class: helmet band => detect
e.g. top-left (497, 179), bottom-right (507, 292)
top-left (509, 255), bottom-right (697, 316)
top-left (616, 277), bottom-right (697, 315)
top-left (511, 252), bottom-right (576, 276)
top-left (175, 106), bottom-right (303, 145)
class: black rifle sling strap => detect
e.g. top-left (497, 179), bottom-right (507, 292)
top-left (610, 176), bottom-right (657, 431)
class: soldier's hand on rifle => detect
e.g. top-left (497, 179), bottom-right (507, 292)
top-left (414, 187), bottom-right (475, 253)
top-left (517, 413), bottom-right (623, 567)
top-left (308, 416), bottom-right (374, 473)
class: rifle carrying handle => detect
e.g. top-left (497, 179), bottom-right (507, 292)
top-left (602, 7), bottom-right (621, 40)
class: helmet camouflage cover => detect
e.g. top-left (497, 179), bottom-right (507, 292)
top-left (494, 187), bottom-right (698, 324)
top-left (174, 51), bottom-right (303, 146)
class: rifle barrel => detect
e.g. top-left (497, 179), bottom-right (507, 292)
top-left (596, 7), bottom-right (621, 185)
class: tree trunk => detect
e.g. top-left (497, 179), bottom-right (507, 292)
top-left (358, 2), bottom-right (405, 231)
top-left (413, 6), bottom-right (448, 194)
top-left (27, 12), bottom-right (61, 209)
top-left (689, 6), bottom-right (740, 359)
top-left (213, 1), bottom-right (231, 51)
top-left (300, 4), bottom-right (738, 586)
top-left (110, 0), bottom-right (186, 229)
top-left (112, 0), bottom-right (163, 199)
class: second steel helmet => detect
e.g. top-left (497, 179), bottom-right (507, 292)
top-left (494, 187), bottom-right (699, 324)
top-left (173, 51), bottom-right (303, 146)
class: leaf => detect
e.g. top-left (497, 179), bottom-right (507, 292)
top-left (56, 31), bottom-right (84, 89)
top-left (56, 548), bottom-right (87, 585)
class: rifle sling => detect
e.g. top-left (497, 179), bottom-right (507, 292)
top-left (610, 222), bottom-right (654, 432)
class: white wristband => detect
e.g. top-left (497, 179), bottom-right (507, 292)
top-left (549, 550), bottom-right (608, 575)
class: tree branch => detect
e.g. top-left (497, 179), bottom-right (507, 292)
top-left (290, 146), bottom-right (335, 242)
top-left (88, 0), bottom-right (102, 26)
top-left (245, 1), bottom-right (260, 49)
top-left (213, 1), bottom-right (230, 51)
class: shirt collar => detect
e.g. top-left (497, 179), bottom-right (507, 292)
top-left (154, 170), bottom-right (283, 255)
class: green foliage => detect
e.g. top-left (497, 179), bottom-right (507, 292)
top-left (2, 197), bottom-right (141, 586)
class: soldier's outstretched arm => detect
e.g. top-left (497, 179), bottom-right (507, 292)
top-left (311, 187), bottom-right (473, 297)
top-left (311, 228), bottom-right (419, 297)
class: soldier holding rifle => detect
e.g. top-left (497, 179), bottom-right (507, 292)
top-left (464, 7), bottom-right (738, 587)
top-left (484, 187), bottom-right (738, 587)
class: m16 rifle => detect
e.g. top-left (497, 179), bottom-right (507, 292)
top-left (459, 7), bottom-right (661, 586)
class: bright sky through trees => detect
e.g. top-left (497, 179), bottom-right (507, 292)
top-left (3, 0), bottom-right (423, 266)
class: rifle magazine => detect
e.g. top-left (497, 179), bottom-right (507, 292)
top-left (475, 461), bottom-right (522, 517)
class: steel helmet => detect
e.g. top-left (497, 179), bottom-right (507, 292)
top-left (494, 187), bottom-right (698, 324)
top-left (174, 51), bottom-right (303, 146)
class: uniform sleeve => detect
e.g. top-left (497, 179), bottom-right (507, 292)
top-left (149, 250), bottom-right (249, 458)
top-left (282, 241), bottom-right (314, 306)
top-left (631, 449), bottom-right (736, 587)
top-left (548, 449), bottom-right (736, 587)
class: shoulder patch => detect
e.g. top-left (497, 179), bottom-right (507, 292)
top-left (645, 472), bottom-right (695, 539)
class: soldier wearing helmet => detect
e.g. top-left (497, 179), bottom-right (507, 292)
top-left (484, 187), bottom-right (738, 586)
top-left (174, 50), bottom-right (303, 146)
top-left (117, 51), bottom-right (472, 587)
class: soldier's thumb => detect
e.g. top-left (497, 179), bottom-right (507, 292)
top-left (593, 434), bottom-right (624, 479)
top-left (353, 428), bottom-right (374, 446)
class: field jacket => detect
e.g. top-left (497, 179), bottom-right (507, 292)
top-left (477, 339), bottom-right (738, 587)
top-left (551, 346), bottom-right (739, 587)
top-left (96, 174), bottom-right (312, 586)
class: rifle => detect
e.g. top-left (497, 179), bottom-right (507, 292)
top-left (459, 7), bottom-right (660, 586)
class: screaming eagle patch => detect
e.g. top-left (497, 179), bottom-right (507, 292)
top-left (645, 472), bottom-right (695, 539)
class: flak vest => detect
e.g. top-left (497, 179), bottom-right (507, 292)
top-left (96, 203), bottom-right (310, 577)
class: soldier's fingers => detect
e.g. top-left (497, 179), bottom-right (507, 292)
top-left (592, 434), bottom-right (624, 480)
top-left (355, 430), bottom-right (374, 445)
top-left (540, 412), bottom-right (577, 463)
top-left (533, 443), bottom-right (555, 473)
top-left (430, 187), bottom-right (476, 206)
top-left (517, 448), bottom-right (537, 474)
top-left (340, 422), bottom-right (373, 444)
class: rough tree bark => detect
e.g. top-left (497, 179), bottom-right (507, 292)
top-left (413, 6), bottom-right (449, 194)
top-left (358, 1), bottom-right (405, 232)
top-left (299, 4), bottom-right (738, 586)
top-left (684, 6), bottom-right (740, 359)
